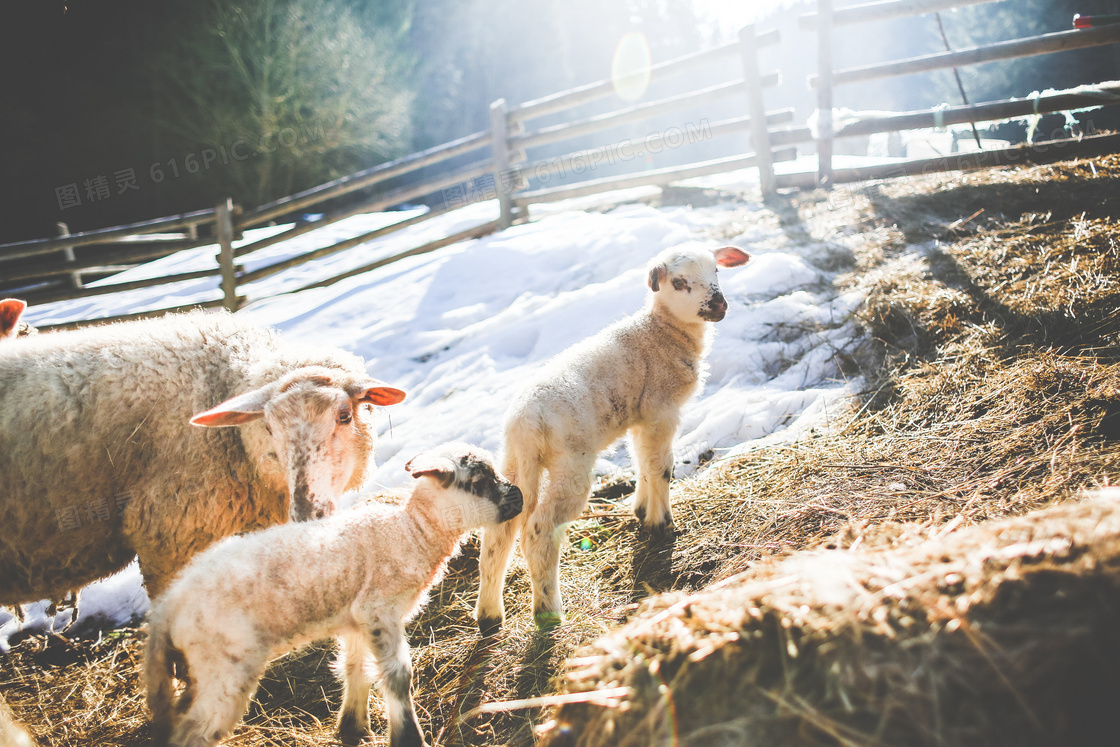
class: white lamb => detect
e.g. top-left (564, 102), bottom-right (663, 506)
top-left (0, 310), bottom-right (406, 612)
top-left (145, 442), bottom-right (523, 747)
top-left (475, 243), bottom-right (751, 632)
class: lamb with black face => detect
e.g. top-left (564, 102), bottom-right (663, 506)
top-left (454, 451), bottom-right (524, 523)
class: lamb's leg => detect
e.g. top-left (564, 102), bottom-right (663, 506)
top-left (475, 519), bottom-right (521, 636)
top-left (369, 623), bottom-right (427, 747)
top-left (145, 628), bottom-right (184, 746)
top-left (630, 419), bottom-right (678, 536)
top-left (336, 632), bottom-right (373, 745)
top-left (168, 657), bottom-right (264, 747)
top-left (476, 451), bottom-right (539, 635)
top-left (522, 457), bottom-right (594, 629)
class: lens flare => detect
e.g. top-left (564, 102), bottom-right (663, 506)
top-left (611, 32), bottom-right (652, 103)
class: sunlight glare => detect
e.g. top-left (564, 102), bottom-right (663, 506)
top-left (611, 32), bottom-right (652, 103)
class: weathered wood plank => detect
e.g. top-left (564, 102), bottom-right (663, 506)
top-left (800, 0), bottom-right (1000, 29)
top-left (811, 24), bottom-right (1120, 88)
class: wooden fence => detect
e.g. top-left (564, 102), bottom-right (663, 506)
top-left (0, 24), bottom-right (793, 329)
top-left (4, 1), bottom-right (1120, 329)
top-left (789, 0), bottom-right (1120, 188)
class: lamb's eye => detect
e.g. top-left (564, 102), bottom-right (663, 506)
top-left (672, 278), bottom-right (688, 291)
top-left (338, 411), bottom-right (352, 425)
top-left (264, 424), bottom-right (272, 435)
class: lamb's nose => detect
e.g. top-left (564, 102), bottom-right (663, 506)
top-left (710, 292), bottom-right (727, 313)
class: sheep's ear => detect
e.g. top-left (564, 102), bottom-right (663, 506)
top-left (349, 378), bottom-right (407, 407)
top-left (648, 264), bottom-right (667, 292)
top-left (714, 246), bottom-right (751, 268)
top-left (405, 454), bottom-right (457, 487)
top-left (0, 299), bottom-right (27, 338)
top-left (190, 387), bottom-right (271, 427)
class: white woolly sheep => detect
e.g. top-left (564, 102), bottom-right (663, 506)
top-left (0, 299), bottom-right (31, 340)
top-left (145, 442), bottom-right (523, 747)
top-left (475, 243), bottom-right (751, 632)
top-left (0, 310), bottom-right (406, 613)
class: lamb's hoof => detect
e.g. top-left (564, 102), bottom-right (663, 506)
top-left (643, 521), bottom-right (678, 542)
top-left (337, 714), bottom-right (372, 746)
top-left (337, 728), bottom-right (372, 747)
top-left (533, 610), bottom-right (563, 632)
top-left (337, 730), bottom-right (371, 747)
top-left (634, 505), bottom-right (647, 523)
top-left (477, 615), bottom-right (503, 637)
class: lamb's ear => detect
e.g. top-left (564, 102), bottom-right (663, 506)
top-left (714, 246), bottom-right (751, 268)
top-left (190, 386), bottom-right (272, 427)
top-left (349, 378), bottom-right (407, 407)
top-left (0, 299), bottom-right (27, 339)
top-left (405, 454), bottom-right (457, 487)
top-left (648, 264), bottom-right (667, 292)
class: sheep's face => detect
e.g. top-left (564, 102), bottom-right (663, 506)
top-left (647, 245), bottom-right (751, 324)
top-left (190, 367), bottom-right (406, 522)
top-left (406, 443), bottom-right (524, 531)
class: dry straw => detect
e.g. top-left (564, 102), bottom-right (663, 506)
top-left (4, 154), bottom-right (1120, 746)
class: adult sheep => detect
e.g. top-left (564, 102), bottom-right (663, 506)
top-left (0, 311), bottom-right (405, 610)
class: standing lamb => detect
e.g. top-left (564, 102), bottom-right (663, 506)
top-left (0, 310), bottom-right (405, 611)
top-left (0, 299), bottom-right (30, 339)
top-left (475, 243), bottom-right (750, 632)
top-left (145, 442), bottom-right (523, 747)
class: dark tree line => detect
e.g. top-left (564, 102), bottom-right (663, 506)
top-left (0, 0), bottom-right (1115, 242)
top-left (0, 0), bottom-right (698, 241)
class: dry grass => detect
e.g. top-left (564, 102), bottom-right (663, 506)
top-left (5, 153), bottom-right (1120, 746)
top-left (537, 153), bottom-right (1120, 745)
top-left (540, 494), bottom-right (1120, 747)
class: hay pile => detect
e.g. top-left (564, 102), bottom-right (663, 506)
top-left (539, 494), bottom-right (1120, 746)
top-left (4, 154), bottom-right (1120, 746)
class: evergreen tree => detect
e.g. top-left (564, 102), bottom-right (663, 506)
top-left (152, 0), bottom-right (413, 207)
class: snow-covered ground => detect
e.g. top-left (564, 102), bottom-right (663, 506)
top-left (4, 178), bottom-right (867, 648)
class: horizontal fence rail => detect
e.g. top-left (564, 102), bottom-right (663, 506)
top-left (799, 0), bottom-right (1001, 29)
top-left (233, 158), bottom-right (493, 259)
top-left (293, 218), bottom-right (503, 293)
top-left (508, 29), bottom-right (781, 123)
top-left (521, 109), bottom-right (797, 178)
top-left (3, 239), bottom-right (206, 285)
top-left (515, 148), bottom-right (797, 206)
top-left (777, 130), bottom-right (1120, 188)
top-left (237, 130), bottom-right (493, 230)
top-left (810, 23), bottom-right (1120, 88)
top-left (511, 75), bottom-right (781, 151)
top-left (0, 209), bottom-right (216, 261)
top-left (237, 208), bottom-right (452, 286)
top-left (833, 82), bottom-right (1120, 138)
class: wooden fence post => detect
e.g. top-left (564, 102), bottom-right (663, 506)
top-left (489, 98), bottom-right (516, 229)
top-left (816, 0), bottom-right (835, 189)
top-left (216, 198), bottom-right (239, 312)
top-left (739, 24), bottom-right (777, 197)
top-left (55, 222), bottom-right (82, 289)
